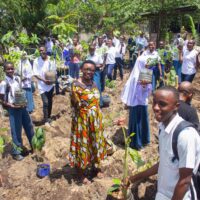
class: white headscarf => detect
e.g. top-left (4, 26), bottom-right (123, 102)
top-left (121, 54), bottom-right (148, 106)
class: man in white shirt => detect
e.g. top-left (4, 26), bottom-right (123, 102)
top-left (45, 37), bottom-right (54, 56)
top-left (127, 86), bottom-right (200, 200)
top-left (179, 40), bottom-right (200, 82)
top-left (135, 32), bottom-right (148, 54)
top-left (0, 62), bottom-right (34, 161)
top-left (104, 38), bottom-right (116, 82)
top-left (86, 45), bottom-right (103, 106)
top-left (113, 36), bottom-right (126, 81)
top-left (33, 46), bottom-right (56, 124)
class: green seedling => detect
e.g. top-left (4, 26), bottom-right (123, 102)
top-left (32, 127), bottom-right (45, 162)
top-left (108, 127), bottom-right (144, 199)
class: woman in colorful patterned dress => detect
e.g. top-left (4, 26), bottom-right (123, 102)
top-left (69, 60), bottom-right (107, 184)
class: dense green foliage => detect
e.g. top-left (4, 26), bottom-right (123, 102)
top-left (0, 0), bottom-right (200, 44)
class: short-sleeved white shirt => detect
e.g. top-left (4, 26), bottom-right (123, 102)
top-left (0, 76), bottom-right (21, 104)
top-left (142, 50), bottom-right (161, 63)
top-left (33, 56), bottom-right (55, 94)
top-left (17, 59), bottom-right (33, 88)
top-left (115, 43), bottom-right (126, 59)
top-left (182, 48), bottom-right (198, 75)
top-left (156, 114), bottom-right (200, 200)
top-left (105, 46), bottom-right (116, 65)
top-left (86, 53), bottom-right (103, 65)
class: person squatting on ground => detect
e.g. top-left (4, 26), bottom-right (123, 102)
top-left (126, 86), bottom-right (200, 200)
top-left (33, 46), bottom-right (56, 124)
top-left (69, 60), bottom-right (107, 184)
top-left (0, 62), bottom-right (34, 161)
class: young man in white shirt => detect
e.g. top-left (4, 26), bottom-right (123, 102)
top-left (179, 40), bottom-right (200, 82)
top-left (113, 36), bottom-right (126, 81)
top-left (45, 37), bottom-right (54, 56)
top-left (127, 86), bottom-right (200, 200)
top-left (104, 38), bottom-right (116, 82)
top-left (33, 46), bottom-right (56, 124)
top-left (0, 62), bottom-right (34, 161)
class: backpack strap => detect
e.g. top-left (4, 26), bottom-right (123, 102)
top-left (172, 120), bottom-right (199, 200)
top-left (172, 120), bottom-right (195, 162)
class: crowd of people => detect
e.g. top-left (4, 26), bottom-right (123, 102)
top-left (0, 31), bottom-right (200, 199)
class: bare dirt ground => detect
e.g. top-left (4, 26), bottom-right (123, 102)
top-left (1, 70), bottom-right (199, 200)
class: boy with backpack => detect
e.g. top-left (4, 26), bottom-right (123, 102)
top-left (126, 86), bottom-right (200, 200)
top-left (0, 62), bottom-right (34, 161)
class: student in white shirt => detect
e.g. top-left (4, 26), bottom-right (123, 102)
top-left (135, 32), bottom-right (148, 54)
top-left (86, 45), bottom-right (103, 106)
top-left (0, 62), bottom-right (34, 161)
top-left (33, 46), bottom-right (56, 124)
top-left (113, 36), bottom-right (126, 81)
top-left (127, 86), bottom-right (200, 200)
top-left (142, 41), bottom-right (162, 91)
top-left (96, 36), bottom-right (108, 92)
top-left (45, 37), bottom-right (54, 56)
top-left (17, 55), bottom-right (34, 113)
top-left (104, 38), bottom-right (116, 81)
top-left (179, 40), bottom-right (200, 82)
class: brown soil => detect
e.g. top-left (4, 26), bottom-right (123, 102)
top-left (0, 70), bottom-right (199, 200)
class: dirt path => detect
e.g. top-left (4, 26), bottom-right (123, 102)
top-left (0, 70), bottom-right (199, 200)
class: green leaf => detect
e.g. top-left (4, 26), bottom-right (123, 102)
top-left (107, 184), bottom-right (120, 195)
top-left (112, 178), bottom-right (121, 185)
top-left (128, 147), bottom-right (145, 168)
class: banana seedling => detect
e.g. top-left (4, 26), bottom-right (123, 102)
top-left (31, 127), bottom-right (45, 162)
top-left (108, 127), bottom-right (144, 199)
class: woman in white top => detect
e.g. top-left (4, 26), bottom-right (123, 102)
top-left (121, 52), bottom-right (152, 150)
top-left (179, 40), bottom-right (200, 82)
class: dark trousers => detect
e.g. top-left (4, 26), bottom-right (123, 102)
top-left (8, 107), bottom-right (34, 155)
top-left (181, 73), bottom-right (195, 83)
top-left (41, 87), bottom-right (54, 122)
top-left (100, 65), bottom-right (108, 92)
top-left (113, 57), bottom-right (123, 80)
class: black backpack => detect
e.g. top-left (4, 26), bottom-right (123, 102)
top-left (172, 121), bottom-right (200, 200)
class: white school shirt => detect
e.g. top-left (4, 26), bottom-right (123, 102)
top-left (86, 53), bottom-right (103, 65)
top-left (33, 56), bottom-right (55, 94)
top-left (0, 76), bottom-right (21, 104)
top-left (17, 59), bottom-right (33, 88)
top-left (135, 36), bottom-right (148, 49)
top-left (45, 40), bottom-right (54, 53)
top-left (142, 50), bottom-right (161, 63)
top-left (95, 44), bottom-right (108, 60)
top-left (105, 46), bottom-right (116, 65)
top-left (156, 114), bottom-right (200, 200)
top-left (115, 43), bottom-right (126, 59)
top-left (113, 37), bottom-right (120, 48)
top-left (182, 48), bottom-right (198, 75)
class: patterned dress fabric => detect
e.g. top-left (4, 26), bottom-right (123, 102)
top-left (69, 81), bottom-right (107, 169)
